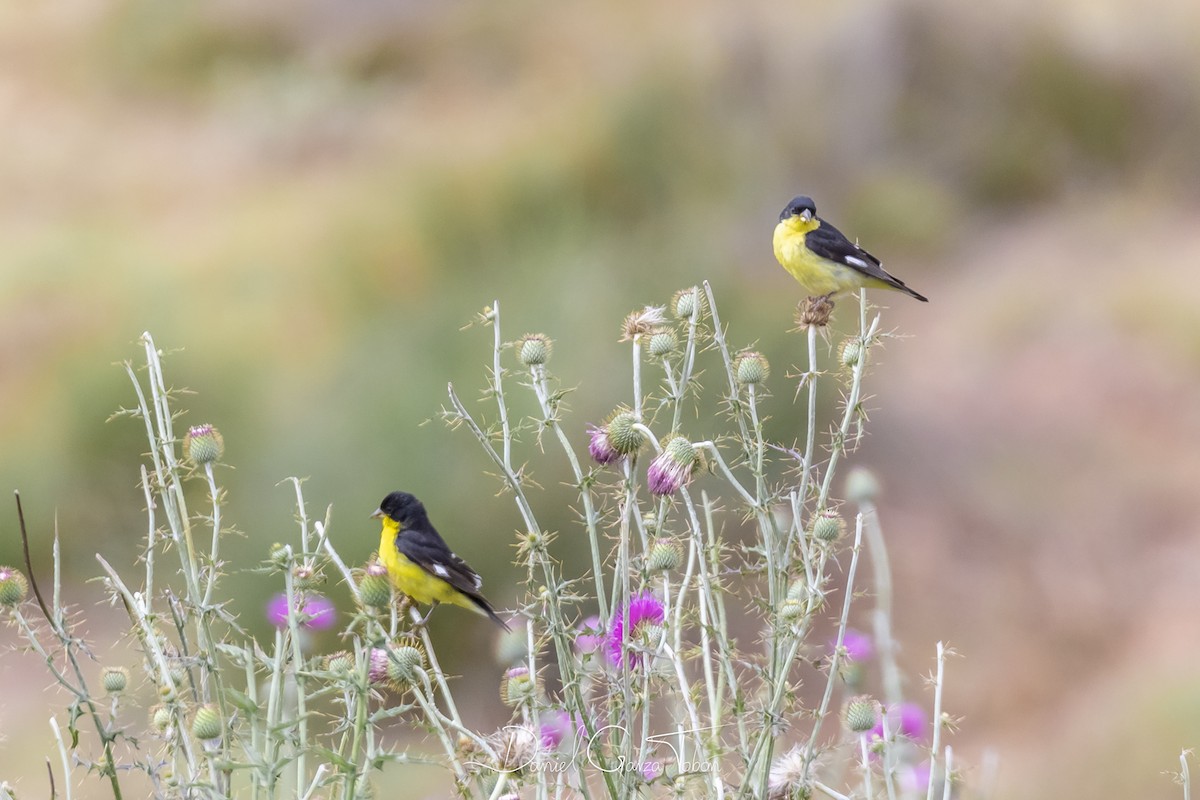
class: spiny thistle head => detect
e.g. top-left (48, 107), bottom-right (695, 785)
top-left (735, 350), bottom-right (770, 386)
top-left (604, 409), bottom-right (645, 457)
top-left (672, 286), bottom-right (702, 320)
top-left (647, 436), bottom-right (701, 496)
top-left (647, 537), bottom-right (682, 572)
top-left (607, 591), bottom-right (666, 667)
top-left (843, 695), bottom-right (880, 734)
top-left (845, 466), bottom-right (881, 504)
top-left (779, 597), bottom-right (805, 622)
top-left (809, 510), bottom-right (846, 543)
top-left (517, 333), bottom-right (553, 367)
top-left (839, 338), bottom-right (863, 369)
top-left (268, 542), bottom-right (290, 566)
top-left (102, 666), bottom-right (129, 695)
top-left (324, 651), bottom-right (355, 677)
top-left (358, 563), bottom-right (393, 608)
top-left (500, 666), bottom-right (539, 708)
top-left (647, 327), bottom-right (678, 358)
top-left (151, 705), bottom-right (172, 732)
top-left (795, 296), bottom-right (835, 329)
top-left (191, 704), bottom-right (223, 741)
top-left (183, 424), bottom-right (224, 465)
top-left (291, 563), bottom-right (319, 590)
top-left (386, 639), bottom-right (426, 688)
top-left (621, 306), bottom-right (667, 341)
top-left (0, 566), bottom-right (29, 606)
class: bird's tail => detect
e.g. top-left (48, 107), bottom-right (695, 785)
top-left (469, 593), bottom-right (512, 631)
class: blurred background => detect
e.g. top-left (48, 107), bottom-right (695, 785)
top-left (2, 0), bottom-right (1200, 796)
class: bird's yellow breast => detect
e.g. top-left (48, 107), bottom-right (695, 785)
top-left (773, 217), bottom-right (865, 297)
top-left (377, 519), bottom-right (473, 609)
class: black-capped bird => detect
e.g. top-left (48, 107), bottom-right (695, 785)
top-left (773, 195), bottom-right (928, 302)
top-left (371, 490), bottom-right (510, 630)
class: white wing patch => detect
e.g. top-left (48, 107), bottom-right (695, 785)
top-left (433, 564), bottom-right (450, 578)
top-left (845, 255), bottom-right (871, 270)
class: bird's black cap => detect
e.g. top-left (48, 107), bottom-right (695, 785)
top-left (373, 490), bottom-right (427, 523)
top-left (779, 195), bottom-right (816, 221)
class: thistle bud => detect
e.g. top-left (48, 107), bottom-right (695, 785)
top-left (647, 538), bottom-right (682, 572)
top-left (648, 328), bottom-right (678, 358)
top-left (151, 705), bottom-right (172, 732)
top-left (102, 666), bottom-right (129, 695)
top-left (324, 651), bottom-right (355, 677)
top-left (292, 563), bottom-right (318, 590)
top-left (735, 351), bottom-right (770, 386)
top-left (0, 566), bottom-right (29, 606)
top-left (500, 666), bottom-right (538, 708)
top-left (604, 410), bottom-right (645, 457)
top-left (183, 424), bottom-right (224, 465)
top-left (845, 467), bottom-right (881, 504)
top-left (358, 563), bottom-right (392, 609)
top-left (517, 333), bottom-right (553, 367)
top-left (671, 287), bottom-right (701, 320)
top-left (191, 704), bottom-right (223, 741)
top-left (839, 339), bottom-right (863, 369)
top-left (647, 436), bottom-right (700, 496)
top-left (268, 542), bottom-right (289, 566)
top-left (809, 511), bottom-right (845, 543)
top-left (779, 597), bottom-right (805, 622)
top-left (843, 695), bottom-right (880, 734)
top-left (386, 639), bottom-right (426, 688)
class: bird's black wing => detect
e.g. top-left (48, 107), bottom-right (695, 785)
top-left (808, 220), bottom-right (928, 301)
top-left (395, 526), bottom-right (485, 597)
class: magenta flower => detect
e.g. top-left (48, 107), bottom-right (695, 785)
top-left (367, 648), bottom-right (389, 685)
top-left (647, 436), bottom-right (699, 496)
top-left (838, 628), bottom-right (875, 662)
top-left (641, 760), bottom-right (663, 781)
top-left (539, 710), bottom-right (572, 749)
top-left (607, 591), bottom-right (665, 667)
top-left (899, 761), bottom-right (932, 792)
top-left (588, 425), bottom-right (621, 465)
top-left (575, 615), bottom-right (604, 655)
top-left (266, 592), bottom-right (337, 630)
top-left (872, 702), bottom-right (928, 743)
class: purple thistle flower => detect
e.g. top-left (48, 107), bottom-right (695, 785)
top-left (367, 648), bottom-right (390, 685)
top-left (838, 628), bottom-right (875, 662)
top-left (575, 615), bottom-right (604, 655)
top-left (872, 702), bottom-right (929, 743)
top-left (607, 591), bottom-right (665, 667)
top-left (900, 761), bottom-right (932, 793)
top-left (641, 760), bottom-right (663, 782)
top-left (539, 710), bottom-right (571, 749)
top-left (647, 436), bottom-right (698, 496)
top-left (266, 592), bottom-right (337, 631)
top-left (588, 425), bottom-right (621, 465)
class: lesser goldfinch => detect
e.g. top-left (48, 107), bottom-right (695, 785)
top-left (371, 490), bottom-right (510, 630)
top-left (773, 195), bottom-right (928, 302)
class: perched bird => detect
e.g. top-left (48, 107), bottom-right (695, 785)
top-left (773, 195), bottom-right (928, 302)
top-left (371, 490), bottom-right (510, 630)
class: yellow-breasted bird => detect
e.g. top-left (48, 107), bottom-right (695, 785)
top-left (372, 490), bottom-right (510, 630)
top-left (773, 195), bottom-right (928, 302)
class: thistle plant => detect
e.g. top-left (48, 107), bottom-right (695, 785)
top-left (13, 287), bottom-right (1177, 800)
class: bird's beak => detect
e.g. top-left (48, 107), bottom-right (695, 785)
top-left (799, 210), bottom-right (813, 222)
top-left (370, 509), bottom-right (384, 519)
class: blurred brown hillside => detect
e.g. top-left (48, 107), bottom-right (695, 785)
top-left (2, 0), bottom-right (1199, 797)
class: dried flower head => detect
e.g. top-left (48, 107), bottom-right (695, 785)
top-left (491, 724), bottom-right (540, 773)
top-left (768, 747), bottom-right (813, 800)
top-left (621, 306), bottom-right (667, 341)
top-left (795, 295), bottom-right (835, 329)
